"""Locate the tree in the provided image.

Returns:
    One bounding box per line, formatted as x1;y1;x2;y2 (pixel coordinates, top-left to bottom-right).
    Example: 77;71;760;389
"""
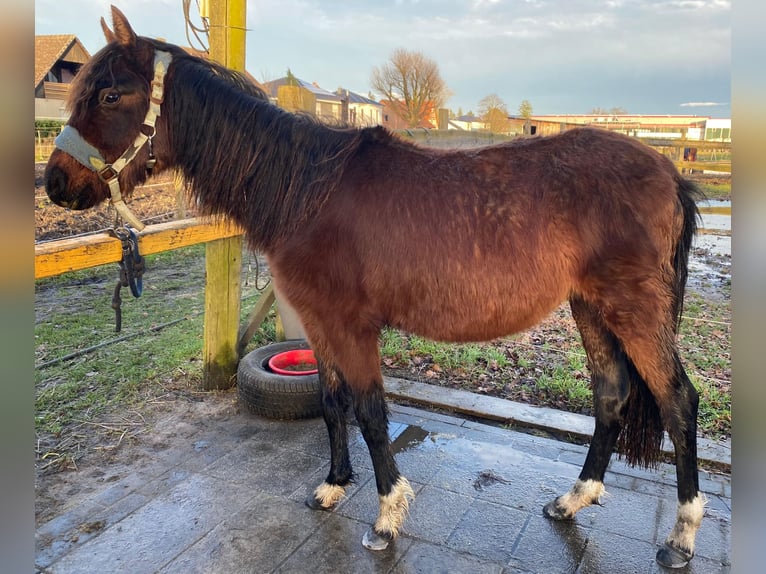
478;94;510;134
371;48;450;128
518;99;533;119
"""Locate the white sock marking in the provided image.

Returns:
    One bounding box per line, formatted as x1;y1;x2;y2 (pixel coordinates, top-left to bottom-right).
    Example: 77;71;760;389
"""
374;476;415;538
313;482;346;508
665;494;707;555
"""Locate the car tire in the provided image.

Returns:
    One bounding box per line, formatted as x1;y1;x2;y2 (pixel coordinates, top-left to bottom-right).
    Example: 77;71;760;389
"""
237;340;322;420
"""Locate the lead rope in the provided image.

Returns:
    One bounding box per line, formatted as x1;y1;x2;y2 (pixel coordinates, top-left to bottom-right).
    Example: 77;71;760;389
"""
109;225;145;332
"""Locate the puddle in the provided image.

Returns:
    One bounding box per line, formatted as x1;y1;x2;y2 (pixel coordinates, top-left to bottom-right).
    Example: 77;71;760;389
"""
693;235;731;258
390;424;430;454
694;200;731;264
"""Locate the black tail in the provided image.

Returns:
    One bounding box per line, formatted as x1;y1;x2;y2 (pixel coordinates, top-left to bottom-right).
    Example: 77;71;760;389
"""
672;177;704;330
618;359;665;468
617;176;703;468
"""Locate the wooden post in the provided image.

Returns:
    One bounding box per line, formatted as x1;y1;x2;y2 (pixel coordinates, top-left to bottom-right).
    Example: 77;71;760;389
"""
203;0;247;389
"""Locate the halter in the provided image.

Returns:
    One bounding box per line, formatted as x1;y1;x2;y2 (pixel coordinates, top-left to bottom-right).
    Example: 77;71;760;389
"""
54;50;173;231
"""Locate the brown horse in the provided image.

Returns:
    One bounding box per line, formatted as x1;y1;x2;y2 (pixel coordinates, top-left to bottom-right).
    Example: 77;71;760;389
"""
45;6;705;568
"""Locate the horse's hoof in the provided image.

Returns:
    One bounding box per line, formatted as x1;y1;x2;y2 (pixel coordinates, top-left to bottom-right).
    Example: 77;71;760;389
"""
362;527;393;551
305;494;333;511
543;500;573;521
656;543;693;569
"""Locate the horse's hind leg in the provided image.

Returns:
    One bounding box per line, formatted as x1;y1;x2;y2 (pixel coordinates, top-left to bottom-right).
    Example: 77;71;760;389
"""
653;353;703;569
596;292;703;568
306;361;354;510
544;296;630;520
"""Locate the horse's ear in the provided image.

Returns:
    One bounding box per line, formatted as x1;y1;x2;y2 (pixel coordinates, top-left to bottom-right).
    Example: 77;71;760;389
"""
110;5;137;47
100;17;116;44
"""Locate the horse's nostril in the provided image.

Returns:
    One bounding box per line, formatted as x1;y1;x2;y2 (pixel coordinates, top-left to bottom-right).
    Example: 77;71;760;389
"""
45;167;69;206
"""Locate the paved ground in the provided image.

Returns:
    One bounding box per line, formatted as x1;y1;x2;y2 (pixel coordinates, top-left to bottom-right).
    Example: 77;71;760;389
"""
35;393;731;573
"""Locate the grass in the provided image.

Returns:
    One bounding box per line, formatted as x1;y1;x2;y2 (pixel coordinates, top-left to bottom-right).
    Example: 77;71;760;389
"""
529;352;592;413
697;180;731;200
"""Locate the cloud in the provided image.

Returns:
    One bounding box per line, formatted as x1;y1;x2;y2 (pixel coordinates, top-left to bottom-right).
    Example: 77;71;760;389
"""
680;102;729;107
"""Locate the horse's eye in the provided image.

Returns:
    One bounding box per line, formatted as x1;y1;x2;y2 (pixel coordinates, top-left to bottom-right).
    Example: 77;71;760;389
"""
100;90;121;105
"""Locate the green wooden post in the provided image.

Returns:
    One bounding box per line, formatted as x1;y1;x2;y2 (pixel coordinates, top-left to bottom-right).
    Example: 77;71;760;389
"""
202;0;246;389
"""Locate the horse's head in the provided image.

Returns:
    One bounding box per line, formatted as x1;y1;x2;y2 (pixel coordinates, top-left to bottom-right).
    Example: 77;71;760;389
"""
44;6;170;229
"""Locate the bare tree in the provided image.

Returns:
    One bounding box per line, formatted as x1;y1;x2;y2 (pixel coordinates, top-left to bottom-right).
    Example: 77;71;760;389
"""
478;93;510;134
371;49;449;128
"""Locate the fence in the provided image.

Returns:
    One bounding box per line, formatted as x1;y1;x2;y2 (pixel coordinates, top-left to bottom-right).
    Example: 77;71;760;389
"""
34;216;278;389
35;132;59;161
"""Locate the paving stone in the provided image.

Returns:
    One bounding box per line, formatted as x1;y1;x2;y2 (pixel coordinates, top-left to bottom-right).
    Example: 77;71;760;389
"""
274;513;412;573
392;539;507;573
45;474;256;574
159;492;328;573
577;529;657;574
446;499;528;563
36;399;730;573
401;485;473;544
511;514;590;574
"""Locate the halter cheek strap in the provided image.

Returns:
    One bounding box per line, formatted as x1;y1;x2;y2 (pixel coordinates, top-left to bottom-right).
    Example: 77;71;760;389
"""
54;50;172;231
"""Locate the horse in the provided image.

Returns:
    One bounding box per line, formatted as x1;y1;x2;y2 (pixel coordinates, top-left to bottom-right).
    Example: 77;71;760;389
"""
45;6;706;568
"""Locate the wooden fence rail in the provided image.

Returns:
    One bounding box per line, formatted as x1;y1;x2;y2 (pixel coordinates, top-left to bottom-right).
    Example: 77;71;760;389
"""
34;218;242;279
35;216;278;386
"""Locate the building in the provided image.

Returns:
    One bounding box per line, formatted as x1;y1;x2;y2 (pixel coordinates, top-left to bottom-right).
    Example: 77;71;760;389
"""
527;114;731;142
449;114;487;131
35;35;91;119
335;89;383;127
262;76;344;122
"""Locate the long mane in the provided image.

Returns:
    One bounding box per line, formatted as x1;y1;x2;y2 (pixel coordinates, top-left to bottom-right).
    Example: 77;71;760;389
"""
154;42;366;250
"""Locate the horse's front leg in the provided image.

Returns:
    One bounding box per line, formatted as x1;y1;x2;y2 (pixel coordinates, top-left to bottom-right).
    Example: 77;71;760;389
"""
306;362;354;510
354;384;414;550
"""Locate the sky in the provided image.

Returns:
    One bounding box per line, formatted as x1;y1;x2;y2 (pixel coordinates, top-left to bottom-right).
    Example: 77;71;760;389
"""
35;0;731;118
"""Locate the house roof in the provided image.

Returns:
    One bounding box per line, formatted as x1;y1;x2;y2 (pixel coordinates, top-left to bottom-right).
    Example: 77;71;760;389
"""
454;114;482;123
336;89;382;107
262;76;342;102
35;35;91;88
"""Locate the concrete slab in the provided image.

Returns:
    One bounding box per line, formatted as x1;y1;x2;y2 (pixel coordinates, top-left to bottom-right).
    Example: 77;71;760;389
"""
36;398;731;573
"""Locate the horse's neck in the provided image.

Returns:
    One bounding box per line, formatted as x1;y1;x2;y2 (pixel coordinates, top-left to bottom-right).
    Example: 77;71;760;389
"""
166;63;360;249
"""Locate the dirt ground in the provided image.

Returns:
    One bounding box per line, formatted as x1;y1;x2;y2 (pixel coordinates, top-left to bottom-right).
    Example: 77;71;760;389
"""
35;164;194;242
34;165;732;527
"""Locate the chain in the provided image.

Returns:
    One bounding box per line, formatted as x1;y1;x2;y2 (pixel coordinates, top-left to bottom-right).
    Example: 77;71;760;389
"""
109;226;145;332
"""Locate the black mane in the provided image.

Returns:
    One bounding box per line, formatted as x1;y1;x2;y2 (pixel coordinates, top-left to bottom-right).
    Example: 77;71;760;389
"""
157;44;365;250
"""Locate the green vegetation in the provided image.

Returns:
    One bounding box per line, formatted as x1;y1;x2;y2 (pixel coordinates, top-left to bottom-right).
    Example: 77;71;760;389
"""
697;180;731;200
35;119;65;137
35;120;65;160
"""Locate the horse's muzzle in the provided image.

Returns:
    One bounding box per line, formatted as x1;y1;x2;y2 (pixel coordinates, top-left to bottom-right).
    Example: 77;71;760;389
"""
44;163;98;210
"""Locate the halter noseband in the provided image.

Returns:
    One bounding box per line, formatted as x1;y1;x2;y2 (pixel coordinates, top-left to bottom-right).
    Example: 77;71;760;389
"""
54;50;172;231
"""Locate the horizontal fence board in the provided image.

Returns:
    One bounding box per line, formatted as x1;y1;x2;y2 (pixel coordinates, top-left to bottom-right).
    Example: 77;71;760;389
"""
674;160;731;173
35;217;243;279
